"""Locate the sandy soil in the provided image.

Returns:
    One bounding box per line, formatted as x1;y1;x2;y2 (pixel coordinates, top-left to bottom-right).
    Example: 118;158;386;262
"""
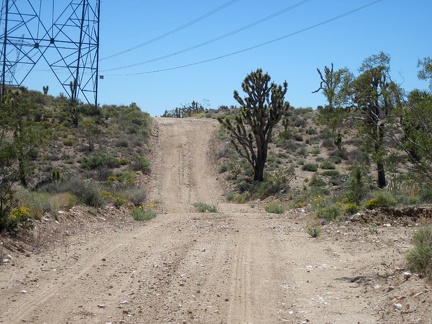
1;117;431;324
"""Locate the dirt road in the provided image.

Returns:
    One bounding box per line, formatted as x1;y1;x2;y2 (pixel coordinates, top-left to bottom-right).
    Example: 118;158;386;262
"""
1;118;430;323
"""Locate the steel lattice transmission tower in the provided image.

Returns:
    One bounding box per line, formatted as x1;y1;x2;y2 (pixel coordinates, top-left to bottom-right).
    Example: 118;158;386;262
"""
0;0;101;107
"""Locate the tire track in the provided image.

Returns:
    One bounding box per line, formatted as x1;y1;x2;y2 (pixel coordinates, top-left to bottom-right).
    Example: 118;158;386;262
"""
227;214;288;324
150;118;221;212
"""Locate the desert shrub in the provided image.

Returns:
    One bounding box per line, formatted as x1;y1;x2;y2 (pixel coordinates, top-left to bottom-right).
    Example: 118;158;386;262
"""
321;170;340;177
118;158;128;166
306;127;317;135
294;133;303;142
419;188;432;203
276;139;299;151
81;154;120;169
329;148;348;163
0;206;30;231
316;206;341;221
321;138;335;149
311;147;321;155
219;163;229;173
328;176;344;186
278;130;292;140
364;191;398;209
405;195;420;205
244;170;293;199
113;195;128;207
115;139;129;148
225;192;248;203
268;167;294;190
63;137;76;146
39;176;106;208
122;188;146;206
264;202;285;214
130;156;150;173
78;181;106;207
100;191;128;207
307;225;321;238
320;161;336;170
130;206;156;221
342;203;360;215
302;163;318;172
15;189;54;219
406;226;432;280
225;191;235;201
297;147;308;157
106;169;136;186
50;192;77;210
193;202;218;213
293;117;306;127
364;199;380;210
237;178;252;193
309;175;326;187
345;167;368;204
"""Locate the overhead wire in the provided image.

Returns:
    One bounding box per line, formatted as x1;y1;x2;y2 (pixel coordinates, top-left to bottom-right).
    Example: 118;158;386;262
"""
100;0;240;61
105;0;383;77
102;0;312;72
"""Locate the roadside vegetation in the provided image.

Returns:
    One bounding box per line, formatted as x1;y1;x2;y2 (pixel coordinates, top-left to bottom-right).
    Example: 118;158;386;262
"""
214;53;432;224
0;87;152;232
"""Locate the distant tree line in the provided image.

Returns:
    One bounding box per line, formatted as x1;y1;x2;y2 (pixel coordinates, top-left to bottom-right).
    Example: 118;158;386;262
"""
162;101;206;118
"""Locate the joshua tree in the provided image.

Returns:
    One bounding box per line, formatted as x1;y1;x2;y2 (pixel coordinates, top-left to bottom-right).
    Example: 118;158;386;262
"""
218;69;290;181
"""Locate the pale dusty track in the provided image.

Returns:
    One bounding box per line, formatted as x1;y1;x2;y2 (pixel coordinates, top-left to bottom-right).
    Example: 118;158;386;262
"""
1;117;428;324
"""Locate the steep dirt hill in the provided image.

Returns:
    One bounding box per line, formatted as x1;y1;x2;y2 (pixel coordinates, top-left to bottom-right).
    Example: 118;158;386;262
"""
0;118;431;324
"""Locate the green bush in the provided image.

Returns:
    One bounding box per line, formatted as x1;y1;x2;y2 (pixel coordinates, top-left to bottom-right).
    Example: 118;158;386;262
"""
130;156;150;173
81;154;120;170
307;225;321;238
193;202;218;213
311;147;321;155
39;176;106;208
237;179;252;193
364;191;398;209
219;163;229;173
264;202;285;214
302;163;318;172
297;147;308;157
342;203;360;215
106;169;136;186
309;175;326;187
321;170;340;177
79;182;106;207
316;206;341;221
115;139;129;148
407;227;432;280
294;133;303;142
15;190;53;219
63;137;76;146
130;206;156;221
122;188;146;206
419;188;432;203
364;199;380;210
320;161;336;170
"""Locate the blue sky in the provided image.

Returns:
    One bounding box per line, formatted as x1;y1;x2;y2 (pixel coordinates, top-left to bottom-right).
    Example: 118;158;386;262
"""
15;0;432;116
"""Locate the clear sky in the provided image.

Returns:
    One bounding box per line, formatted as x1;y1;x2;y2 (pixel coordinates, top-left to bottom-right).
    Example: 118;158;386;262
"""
15;0;432;116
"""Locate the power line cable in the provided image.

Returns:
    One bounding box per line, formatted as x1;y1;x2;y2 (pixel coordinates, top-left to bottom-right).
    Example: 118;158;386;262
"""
101;0;240;61
105;0;383;77
102;0;311;72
